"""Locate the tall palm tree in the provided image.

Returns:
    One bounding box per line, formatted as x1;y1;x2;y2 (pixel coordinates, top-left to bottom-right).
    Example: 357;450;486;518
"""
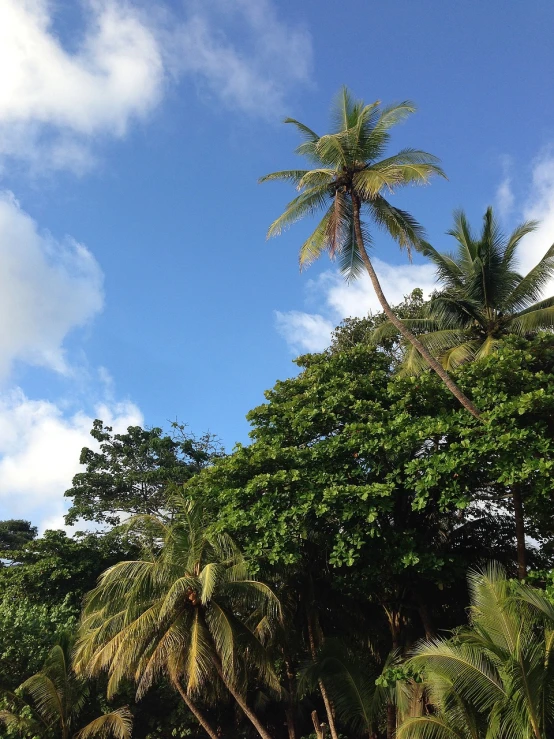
375;207;554;374
398;564;554;739
0;638;132;739
74;497;281;739
260;87;481;419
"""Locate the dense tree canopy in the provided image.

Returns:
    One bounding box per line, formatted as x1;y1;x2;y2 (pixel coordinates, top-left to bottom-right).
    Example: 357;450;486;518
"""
65;421;222;526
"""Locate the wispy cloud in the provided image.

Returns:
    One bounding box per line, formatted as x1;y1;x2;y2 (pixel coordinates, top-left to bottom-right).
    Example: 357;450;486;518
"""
0;192;104;379
0;0;313;173
276;260;437;354
495;156;515;220
171;0;312;118
520;151;554;294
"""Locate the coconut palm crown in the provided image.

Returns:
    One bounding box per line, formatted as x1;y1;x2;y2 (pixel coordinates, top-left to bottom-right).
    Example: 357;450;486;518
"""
376;207;554;373
261;87;482;419
0;637;132;739
74;497;281;739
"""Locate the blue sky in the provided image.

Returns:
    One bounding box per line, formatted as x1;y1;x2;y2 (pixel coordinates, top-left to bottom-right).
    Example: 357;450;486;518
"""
1;0;554;531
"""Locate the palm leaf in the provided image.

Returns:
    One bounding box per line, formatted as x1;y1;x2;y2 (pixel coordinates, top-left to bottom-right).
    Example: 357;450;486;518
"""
266;186;331;238
76;708;133;739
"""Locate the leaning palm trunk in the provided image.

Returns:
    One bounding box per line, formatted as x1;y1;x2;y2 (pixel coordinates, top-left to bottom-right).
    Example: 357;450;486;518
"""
173;680;220;739
212;657;273;739
351;195;481;419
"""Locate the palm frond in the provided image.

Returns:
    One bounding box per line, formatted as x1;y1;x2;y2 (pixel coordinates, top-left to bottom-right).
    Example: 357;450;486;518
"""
368;195;426;253
283;117;319;142
19;674;64;728
397;714;467;739
258;170;312;186
76;708;133;739
504;243;554;311
501;220;539;270
266;186;331;238
510;306;554;335
298;205;334;269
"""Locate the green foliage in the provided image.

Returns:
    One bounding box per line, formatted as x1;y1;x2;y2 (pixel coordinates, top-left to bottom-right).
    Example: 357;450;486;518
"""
0;521;37;556
65;421;222;526
0;529;140;608
0;595;78;688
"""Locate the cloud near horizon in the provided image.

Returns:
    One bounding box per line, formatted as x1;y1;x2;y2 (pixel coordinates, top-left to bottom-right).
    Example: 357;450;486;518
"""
0;389;142;533
276;260;437;354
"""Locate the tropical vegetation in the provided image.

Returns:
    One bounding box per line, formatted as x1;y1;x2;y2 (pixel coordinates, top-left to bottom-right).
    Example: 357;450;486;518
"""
2;87;554;739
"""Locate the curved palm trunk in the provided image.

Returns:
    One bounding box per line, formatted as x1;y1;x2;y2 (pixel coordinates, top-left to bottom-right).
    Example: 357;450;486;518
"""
306;610;340;739
173;680;220;739
212;659;274;739
512;484;527;580
351;195;482;420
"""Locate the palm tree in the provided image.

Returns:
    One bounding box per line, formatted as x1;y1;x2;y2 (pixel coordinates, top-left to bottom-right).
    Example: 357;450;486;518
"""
74;497;281;739
375;207;554;374
398;564;554;739
0;638;132;739
260;87;481;419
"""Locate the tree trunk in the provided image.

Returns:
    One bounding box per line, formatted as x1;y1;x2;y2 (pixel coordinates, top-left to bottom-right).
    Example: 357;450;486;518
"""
512;484;527;580
285;707;297;739
306;611;340;739
284;658;297;739
350;194;482;421
311;710;326;739
416;598;435;640
213;659;273;739
173;680;221;739
386;703;396;739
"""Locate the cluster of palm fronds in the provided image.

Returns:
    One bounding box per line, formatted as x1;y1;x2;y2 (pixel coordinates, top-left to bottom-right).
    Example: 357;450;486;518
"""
373;209;554;375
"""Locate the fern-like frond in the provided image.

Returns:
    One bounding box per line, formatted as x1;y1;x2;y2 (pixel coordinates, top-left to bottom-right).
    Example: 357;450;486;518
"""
266;187;331;238
76;708;133;739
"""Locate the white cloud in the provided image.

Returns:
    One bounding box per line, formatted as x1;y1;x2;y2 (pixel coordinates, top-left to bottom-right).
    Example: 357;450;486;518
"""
0;388;142;533
496;177;515;220
276;259;437;354
275;311;334;354
520;152;554;296
171;0;312;117
0;0;313;172
0;0;164;172
0;191;104;379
